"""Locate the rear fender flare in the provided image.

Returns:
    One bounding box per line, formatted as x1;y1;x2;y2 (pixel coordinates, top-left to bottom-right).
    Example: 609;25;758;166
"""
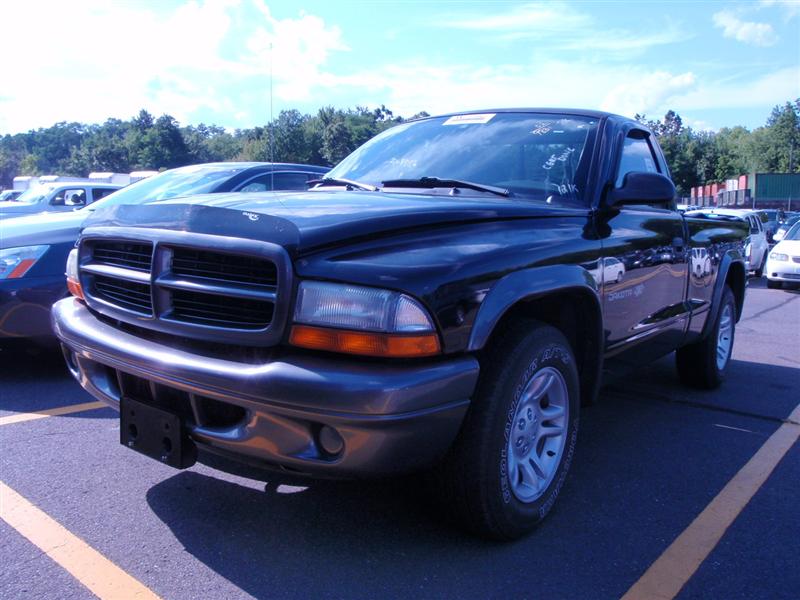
702;250;746;340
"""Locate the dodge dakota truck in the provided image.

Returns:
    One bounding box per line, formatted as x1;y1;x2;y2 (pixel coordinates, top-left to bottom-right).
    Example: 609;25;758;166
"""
52;109;747;540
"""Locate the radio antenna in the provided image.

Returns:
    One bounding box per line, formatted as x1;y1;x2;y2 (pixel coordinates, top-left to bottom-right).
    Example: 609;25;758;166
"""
269;41;275;191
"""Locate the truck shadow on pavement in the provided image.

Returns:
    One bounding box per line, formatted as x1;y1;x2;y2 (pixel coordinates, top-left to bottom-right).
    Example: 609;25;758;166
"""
0;340;114;416
143;356;799;599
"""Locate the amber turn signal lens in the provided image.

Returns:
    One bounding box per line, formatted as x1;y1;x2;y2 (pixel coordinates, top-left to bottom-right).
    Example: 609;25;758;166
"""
67;277;84;300
289;325;441;358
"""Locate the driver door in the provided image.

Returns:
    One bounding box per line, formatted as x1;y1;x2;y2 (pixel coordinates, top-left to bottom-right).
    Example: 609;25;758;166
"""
600;129;689;368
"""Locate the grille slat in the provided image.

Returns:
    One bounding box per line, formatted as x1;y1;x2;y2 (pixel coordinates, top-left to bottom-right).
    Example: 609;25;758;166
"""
93;275;152;315
91;242;153;272
170;289;273;329
172;248;277;287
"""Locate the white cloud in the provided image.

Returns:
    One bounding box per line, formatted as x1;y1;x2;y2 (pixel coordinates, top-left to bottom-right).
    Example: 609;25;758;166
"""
601;72;698;116
441;2;689;55
760;0;800;19
445;2;591;32
0;0;347;132
317;61;699;122
712;9;778;46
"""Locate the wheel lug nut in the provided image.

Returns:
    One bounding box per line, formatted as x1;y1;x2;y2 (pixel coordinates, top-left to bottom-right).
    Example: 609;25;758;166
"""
526;408;533;420
518;418;525;431
522;443;529;453
516;437;523;447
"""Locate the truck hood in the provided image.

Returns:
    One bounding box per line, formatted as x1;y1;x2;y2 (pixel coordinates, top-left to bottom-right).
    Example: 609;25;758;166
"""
83;190;584;255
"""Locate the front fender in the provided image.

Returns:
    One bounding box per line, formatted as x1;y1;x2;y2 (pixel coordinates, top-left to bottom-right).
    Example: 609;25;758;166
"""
467;264;601;351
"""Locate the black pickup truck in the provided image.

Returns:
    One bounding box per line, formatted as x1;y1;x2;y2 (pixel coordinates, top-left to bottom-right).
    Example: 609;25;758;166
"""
52;109;747;539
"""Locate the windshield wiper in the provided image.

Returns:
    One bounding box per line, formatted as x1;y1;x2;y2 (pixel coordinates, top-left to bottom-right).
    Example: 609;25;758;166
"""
381;177;510;197
309;177;378;192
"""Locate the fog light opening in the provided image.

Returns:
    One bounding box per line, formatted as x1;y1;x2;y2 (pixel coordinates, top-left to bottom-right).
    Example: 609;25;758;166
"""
61;346;80;378
318;425;344;457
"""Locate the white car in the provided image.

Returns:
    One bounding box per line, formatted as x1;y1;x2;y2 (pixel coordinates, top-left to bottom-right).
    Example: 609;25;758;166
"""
686;208;770;277
690;247;712;278
765;222;800;289
588;256;626;285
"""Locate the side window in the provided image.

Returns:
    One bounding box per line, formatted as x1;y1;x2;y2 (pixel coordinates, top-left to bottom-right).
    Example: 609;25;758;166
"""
92;188;116;201
236;172;312;192
747;217;759;235
51;188;86;206
615;132;659;188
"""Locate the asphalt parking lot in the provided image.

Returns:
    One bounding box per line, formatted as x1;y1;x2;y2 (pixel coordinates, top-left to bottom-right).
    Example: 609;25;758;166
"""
1;277;798;600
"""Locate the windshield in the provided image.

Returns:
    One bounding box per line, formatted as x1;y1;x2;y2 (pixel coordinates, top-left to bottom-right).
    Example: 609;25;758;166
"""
85;165;249;211
11;185;50;205
785;222;800;241
325;112;599;204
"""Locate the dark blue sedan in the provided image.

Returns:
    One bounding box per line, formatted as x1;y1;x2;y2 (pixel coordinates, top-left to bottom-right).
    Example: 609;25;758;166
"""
0;162;328;339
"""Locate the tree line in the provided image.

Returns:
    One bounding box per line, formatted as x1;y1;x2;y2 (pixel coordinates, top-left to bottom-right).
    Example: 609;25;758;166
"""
1;100;797;195
636;99;799;195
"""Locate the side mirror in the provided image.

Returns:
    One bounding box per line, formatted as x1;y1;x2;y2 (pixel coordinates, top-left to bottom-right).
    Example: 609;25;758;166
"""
608;172;676;207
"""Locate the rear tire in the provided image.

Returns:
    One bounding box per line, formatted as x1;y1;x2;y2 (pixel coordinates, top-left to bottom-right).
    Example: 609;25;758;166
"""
767;279;782;289
754;254;765;278
676;286;736;389
435;320;580;540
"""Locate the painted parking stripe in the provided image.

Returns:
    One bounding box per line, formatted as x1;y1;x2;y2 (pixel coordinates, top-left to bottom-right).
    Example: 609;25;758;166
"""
622;402;800;600
0;401;106;426
0;480;161;600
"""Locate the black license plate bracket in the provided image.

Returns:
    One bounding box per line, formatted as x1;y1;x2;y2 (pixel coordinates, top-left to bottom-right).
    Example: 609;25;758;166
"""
120;396;197;469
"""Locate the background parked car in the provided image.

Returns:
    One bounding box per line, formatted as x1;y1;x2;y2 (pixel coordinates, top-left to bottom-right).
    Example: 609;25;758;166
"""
0;182;123;219
0;189;23;202
765;221;800;289
772;214;800;243
686;208;769;276
0;162;328;340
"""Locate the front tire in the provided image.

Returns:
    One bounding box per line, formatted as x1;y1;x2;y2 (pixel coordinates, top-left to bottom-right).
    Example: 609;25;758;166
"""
436;321;580;540
676;285;736;389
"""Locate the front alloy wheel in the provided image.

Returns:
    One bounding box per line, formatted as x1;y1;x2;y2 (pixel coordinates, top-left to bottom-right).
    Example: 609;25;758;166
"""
436;320;580;540
506;367;569;503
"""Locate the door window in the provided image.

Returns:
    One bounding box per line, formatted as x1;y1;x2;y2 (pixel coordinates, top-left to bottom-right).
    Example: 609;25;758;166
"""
51;188;87;206
237;172;313;192
615;133;659;188
92;188;117;201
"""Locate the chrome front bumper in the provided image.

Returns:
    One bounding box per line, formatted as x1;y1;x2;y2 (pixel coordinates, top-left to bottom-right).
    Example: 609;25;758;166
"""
52;298;479;476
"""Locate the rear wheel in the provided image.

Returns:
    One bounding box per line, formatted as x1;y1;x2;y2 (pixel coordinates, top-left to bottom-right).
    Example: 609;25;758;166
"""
754;253;766;278
676;285;736;389
435;321;579;540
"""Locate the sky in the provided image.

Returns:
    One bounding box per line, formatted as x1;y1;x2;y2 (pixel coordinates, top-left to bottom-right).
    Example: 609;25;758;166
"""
1;0;798;134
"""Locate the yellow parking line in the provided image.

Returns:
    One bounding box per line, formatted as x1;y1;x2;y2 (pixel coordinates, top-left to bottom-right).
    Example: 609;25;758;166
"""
0;480;161;599
0;401;107;426
622;402;800;600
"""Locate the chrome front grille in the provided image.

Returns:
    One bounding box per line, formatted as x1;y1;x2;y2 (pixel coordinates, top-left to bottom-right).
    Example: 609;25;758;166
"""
171;247;277;287
93;274;153;315
90;241;153;272
169;288;274;329
79;229;291;346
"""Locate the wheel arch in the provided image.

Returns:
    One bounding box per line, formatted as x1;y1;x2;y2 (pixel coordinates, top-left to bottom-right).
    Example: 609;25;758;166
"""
468;266;604;406
701;251;746;341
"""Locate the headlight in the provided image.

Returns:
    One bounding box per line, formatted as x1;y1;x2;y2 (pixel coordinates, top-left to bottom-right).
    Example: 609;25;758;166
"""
769;252;788;262
64;248;84;299
0;245;49;279
290;281;440;357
